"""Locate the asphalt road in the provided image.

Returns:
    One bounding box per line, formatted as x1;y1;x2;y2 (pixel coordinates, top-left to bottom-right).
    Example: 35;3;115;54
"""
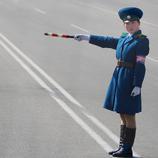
0;0;158;158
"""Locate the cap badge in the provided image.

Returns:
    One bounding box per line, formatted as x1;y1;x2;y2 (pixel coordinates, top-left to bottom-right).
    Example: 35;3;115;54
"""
127;15;131;19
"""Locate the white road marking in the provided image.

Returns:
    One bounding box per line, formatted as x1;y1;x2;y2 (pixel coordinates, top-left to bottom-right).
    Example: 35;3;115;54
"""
83;111;119;143
71;24;90;33
147;56;158;63
142;20;158;28
34;7;46;15
0;40;53;94
53;95;113;153
0;38;113;153
0;33;83;108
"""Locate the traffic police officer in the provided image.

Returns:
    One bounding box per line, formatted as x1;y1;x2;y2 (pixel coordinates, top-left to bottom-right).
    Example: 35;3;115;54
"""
74;7;149;157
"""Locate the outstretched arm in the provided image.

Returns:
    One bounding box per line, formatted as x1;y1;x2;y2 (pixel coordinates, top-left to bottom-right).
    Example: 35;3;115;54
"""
74;34;119;50
74;34;90;41
89;35;119;49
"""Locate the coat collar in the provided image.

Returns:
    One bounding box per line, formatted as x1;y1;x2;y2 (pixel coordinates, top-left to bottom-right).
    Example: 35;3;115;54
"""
124;30;142;44
132;30;142;38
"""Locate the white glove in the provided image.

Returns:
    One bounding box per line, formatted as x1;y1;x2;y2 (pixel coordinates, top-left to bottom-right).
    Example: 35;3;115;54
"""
131;87;141;97
74;34;90;42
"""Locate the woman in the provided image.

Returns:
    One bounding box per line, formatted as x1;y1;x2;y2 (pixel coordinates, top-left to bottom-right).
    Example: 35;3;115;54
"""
74;7;149;157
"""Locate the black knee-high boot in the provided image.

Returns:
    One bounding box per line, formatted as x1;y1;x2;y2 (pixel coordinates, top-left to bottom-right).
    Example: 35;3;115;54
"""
108;125;126;155
112;127;136;157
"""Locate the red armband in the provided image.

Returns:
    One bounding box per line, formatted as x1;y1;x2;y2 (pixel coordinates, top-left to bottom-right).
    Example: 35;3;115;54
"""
136;56;146;64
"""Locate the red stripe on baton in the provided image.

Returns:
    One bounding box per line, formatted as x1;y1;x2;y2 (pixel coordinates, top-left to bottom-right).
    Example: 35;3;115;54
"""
61;35;74;38
52;33;59;37
44;33;74;38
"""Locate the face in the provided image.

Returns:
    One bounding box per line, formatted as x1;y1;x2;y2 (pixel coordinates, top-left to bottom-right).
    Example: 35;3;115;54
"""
124;20;140;34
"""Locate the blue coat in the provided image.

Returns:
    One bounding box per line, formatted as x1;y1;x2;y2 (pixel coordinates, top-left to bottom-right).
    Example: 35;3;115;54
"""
89;30;149;115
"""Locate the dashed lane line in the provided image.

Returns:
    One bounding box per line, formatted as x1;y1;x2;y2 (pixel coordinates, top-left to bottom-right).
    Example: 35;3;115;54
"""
34;7;46;15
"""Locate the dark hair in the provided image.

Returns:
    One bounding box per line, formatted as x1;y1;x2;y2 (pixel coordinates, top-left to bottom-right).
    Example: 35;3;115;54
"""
137;19;140;23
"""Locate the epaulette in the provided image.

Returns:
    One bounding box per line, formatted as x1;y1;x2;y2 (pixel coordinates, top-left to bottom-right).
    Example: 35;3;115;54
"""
134;34;147;39
121;32;128;38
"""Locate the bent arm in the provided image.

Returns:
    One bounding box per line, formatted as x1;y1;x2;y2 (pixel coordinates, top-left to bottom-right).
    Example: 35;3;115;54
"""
133;38;150;87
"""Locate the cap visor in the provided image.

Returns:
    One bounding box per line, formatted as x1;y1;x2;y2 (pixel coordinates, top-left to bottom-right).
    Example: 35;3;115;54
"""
124;20;130;23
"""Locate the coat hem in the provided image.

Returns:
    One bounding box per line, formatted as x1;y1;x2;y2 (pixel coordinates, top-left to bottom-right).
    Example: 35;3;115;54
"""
103;105;141;115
